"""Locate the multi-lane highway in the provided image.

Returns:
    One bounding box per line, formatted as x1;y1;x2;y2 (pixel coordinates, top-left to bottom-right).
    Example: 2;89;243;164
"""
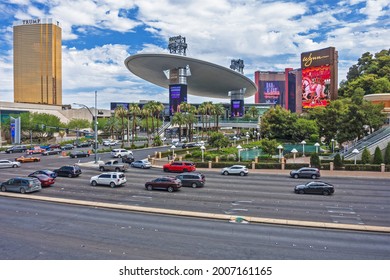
1;147;389;259
1;197;389;260
1;147;389;227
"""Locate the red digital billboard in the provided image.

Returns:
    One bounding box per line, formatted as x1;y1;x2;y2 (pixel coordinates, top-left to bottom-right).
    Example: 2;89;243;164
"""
302;65;331;108
301;47;338;109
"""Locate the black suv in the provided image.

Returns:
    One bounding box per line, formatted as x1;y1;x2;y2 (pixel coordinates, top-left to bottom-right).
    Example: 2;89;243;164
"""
175;172;205;188
290;167;320;179
53;165;82;178
122;155;135;164
5;145;27;153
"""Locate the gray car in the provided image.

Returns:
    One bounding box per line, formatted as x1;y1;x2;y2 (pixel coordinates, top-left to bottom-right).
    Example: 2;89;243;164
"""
1;177;42;194
131;160;152;169
0;159;21;168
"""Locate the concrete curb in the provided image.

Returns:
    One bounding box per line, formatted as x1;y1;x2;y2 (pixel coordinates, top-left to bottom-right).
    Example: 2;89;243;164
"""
1;192;389;233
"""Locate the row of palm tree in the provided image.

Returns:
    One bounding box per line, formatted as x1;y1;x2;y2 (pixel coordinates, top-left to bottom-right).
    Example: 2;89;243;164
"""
106;100;255;146
113;101;165;147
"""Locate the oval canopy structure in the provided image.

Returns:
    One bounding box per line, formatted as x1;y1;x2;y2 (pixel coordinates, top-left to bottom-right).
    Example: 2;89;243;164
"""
124;53;257;99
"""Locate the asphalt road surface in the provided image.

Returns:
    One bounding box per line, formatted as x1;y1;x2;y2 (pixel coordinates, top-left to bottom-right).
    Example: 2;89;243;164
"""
1;148;389;228
1;197;389;260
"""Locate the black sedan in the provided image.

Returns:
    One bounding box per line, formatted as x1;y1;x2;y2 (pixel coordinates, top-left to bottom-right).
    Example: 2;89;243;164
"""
69;151;90;158
61;144;74;150
42;148;62;155
294;181;334;195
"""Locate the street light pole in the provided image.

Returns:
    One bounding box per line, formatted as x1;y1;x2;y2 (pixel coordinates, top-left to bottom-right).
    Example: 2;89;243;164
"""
200;145;205;162
94;91;98;164
301;140;306;157
73;91;98;164
314;142;320;153
331;139;335;153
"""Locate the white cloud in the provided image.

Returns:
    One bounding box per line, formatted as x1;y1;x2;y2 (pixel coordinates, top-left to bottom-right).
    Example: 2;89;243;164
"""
1;0;389;107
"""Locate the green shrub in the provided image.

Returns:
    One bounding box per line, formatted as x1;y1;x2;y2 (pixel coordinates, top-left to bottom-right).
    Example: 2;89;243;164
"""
384;143;390;165
361;147;371;164
373;146;383;164
310;153;320;168
333;153;343;169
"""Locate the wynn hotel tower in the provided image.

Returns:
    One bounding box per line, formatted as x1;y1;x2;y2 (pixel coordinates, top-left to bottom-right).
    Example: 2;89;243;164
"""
13;18;62;105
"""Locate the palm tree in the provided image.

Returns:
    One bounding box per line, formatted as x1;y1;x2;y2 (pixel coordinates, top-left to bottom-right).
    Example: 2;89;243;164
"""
153;101;165;136
197;104;207;139
141;107;152;146
248;106;259;119
213;103;225;132
104;117;119;139
114;106;127;147
171;112;186;142
128;103;141;146
202;101;214;132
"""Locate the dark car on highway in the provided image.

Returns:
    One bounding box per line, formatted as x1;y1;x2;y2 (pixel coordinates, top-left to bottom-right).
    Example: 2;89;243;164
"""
5;145;27;153
290;167;320;179
0;177;42;194
42;148;62;155
145;177;182;192
175;172;205;188
121;155;135;164
29;169;57;179
76;142;91;148
69;151;90;158
53;165;82;178
28;173;55;187
294;181;334;195
61;144;74;150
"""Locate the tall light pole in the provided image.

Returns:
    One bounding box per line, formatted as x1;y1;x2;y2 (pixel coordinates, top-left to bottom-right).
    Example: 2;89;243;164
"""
314;142;320;153
73;90;98;164
277;145;283;163
237;145;242;162
352;149;359;164
301;140;306;157
200;145;205;162
171;145;176;159
291;148;298;163
331;138;335;153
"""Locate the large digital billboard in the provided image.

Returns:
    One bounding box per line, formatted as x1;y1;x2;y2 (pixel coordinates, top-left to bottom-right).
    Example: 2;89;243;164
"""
169;84;187;115
301;66;331;108
301;47;337;108
259;81;284;105
231;99;244;117
110;102;129;111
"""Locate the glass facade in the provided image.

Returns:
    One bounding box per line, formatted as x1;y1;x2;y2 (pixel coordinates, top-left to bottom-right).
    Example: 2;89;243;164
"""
13;19;62;105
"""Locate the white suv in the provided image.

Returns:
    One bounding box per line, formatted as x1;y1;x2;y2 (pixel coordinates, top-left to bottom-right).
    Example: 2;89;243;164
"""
111;149;133;158
90;172;127;188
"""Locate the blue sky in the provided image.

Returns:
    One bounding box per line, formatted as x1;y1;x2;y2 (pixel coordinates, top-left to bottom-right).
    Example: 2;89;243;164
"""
0;0;389;109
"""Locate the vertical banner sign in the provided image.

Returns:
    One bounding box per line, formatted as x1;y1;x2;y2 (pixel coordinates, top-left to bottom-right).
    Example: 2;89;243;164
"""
10;117;21;144
231;100;244;117
169;84;187;116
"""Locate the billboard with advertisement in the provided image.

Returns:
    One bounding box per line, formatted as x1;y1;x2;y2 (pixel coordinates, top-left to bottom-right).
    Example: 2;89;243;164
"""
110;102;129;111
231;99;244;117
169;84;187;115
258;81;284;105
301;47;337;108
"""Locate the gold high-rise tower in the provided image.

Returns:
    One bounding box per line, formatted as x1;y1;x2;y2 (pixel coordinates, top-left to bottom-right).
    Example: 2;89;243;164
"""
13;18;62;105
